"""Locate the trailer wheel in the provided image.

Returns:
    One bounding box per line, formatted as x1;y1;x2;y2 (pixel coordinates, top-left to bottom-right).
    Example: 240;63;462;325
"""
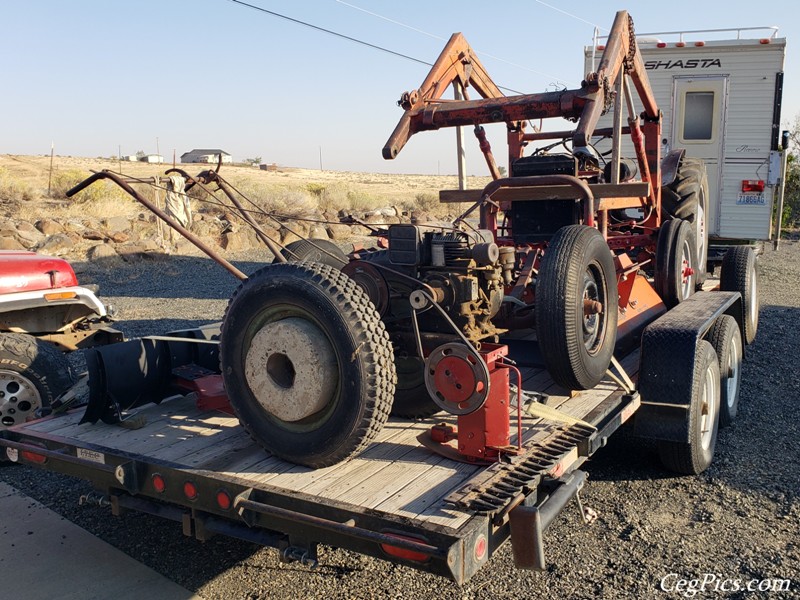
273;238;348;269
0;333;75;430
662;156;709;287
220;262;396;468
707;315;742;427
720;246;759;344
654;219;697;308
390;355;440;419
535;225;618;390
657;341;720;475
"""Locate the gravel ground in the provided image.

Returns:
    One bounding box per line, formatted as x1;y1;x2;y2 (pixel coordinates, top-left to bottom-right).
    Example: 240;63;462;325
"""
2;241;799;599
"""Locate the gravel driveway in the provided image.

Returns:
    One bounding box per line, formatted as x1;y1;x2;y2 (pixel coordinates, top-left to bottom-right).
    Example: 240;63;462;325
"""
2;241;798;599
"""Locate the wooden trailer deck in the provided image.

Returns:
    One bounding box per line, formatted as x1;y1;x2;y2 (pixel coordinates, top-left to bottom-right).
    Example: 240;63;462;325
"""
19;348;640;532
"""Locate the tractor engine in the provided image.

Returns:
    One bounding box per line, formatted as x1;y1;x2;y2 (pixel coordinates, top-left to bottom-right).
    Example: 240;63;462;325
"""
345;224;505;344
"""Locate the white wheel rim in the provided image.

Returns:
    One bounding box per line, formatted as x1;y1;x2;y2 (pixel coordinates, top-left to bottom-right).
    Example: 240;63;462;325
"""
699;361;719;451
0;370;42;428
696;203;707;274
726;333;742;409
748;270;758;327
680;238;694;299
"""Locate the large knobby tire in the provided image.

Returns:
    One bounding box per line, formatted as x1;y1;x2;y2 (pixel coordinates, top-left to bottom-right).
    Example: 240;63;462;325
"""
654;219;697;308
535;225;618;390
706;315;742;428
390;355;440;419
273;238;347;269
658;340;721;475
720;246;759;344
220;262;396;468
0;333;75;430
662;156;709;286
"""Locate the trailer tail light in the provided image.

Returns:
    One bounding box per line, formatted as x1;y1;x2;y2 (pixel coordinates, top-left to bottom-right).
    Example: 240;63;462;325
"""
596;45;605;50
474;534;488;561
151;473;166;494
742;180;765;193
380;533;431;563
183;481;199;501
760;39;771;44
675;42;686;48
216;489;232;511
21;449;47;464
694;41;705;47
44;291;77;301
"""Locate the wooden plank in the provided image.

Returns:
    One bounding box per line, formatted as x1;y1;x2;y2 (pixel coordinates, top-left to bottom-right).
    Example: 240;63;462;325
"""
439;182;650;203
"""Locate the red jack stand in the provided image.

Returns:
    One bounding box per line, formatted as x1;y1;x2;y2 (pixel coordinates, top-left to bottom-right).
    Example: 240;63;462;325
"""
422;343;523;463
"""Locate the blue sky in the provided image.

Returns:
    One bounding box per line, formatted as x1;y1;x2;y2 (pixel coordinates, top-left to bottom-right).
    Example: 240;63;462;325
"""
2;0;796;174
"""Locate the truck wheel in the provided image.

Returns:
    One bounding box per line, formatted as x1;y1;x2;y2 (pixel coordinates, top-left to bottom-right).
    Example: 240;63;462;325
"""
0;333;75;429
535;225;618;390
273;239;347;269
390;356;440;419
720;246;759;344
707;315;742;427
654;219;697;308
220;262;396;468
657;341;720;475
662;156;709;287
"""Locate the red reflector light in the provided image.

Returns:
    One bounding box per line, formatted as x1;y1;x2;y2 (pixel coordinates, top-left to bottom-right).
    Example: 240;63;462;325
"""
656;42;667;48
760;39;771;44
21;450;47;464
694;41;705;47
380;533;431;563
596;45;605;50
742;180;765;193
183;481;199;501
474;534;487;561
675;42;686;48
216;490;232;510
151;474;166;494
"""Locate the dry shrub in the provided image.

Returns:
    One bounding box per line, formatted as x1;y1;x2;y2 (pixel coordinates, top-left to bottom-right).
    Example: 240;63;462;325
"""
234;182;317;219
0;167;36;203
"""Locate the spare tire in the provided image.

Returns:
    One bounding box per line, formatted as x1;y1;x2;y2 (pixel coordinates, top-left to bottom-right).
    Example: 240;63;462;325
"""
220;262;396;468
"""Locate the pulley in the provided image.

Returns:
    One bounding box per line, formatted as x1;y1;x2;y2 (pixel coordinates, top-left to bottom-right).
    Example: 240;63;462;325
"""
424;343;490;415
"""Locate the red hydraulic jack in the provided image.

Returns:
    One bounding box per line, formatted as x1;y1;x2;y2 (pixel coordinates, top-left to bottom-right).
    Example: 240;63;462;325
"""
424;343;524;463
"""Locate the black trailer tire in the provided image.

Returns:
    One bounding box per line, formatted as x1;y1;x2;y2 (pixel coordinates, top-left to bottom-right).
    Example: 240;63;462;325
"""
662;156;709;286
657;340;721;475
654;219;697;308
220;262;396;468
535;225;618;390
273;238;348;269
720;246;759;344
390;355;440;419
0;333;74;430
707;315;742;427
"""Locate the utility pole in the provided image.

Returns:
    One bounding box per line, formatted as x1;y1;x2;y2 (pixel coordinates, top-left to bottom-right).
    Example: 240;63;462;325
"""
156;137;160;161
319;146;323;171
47;141;54;196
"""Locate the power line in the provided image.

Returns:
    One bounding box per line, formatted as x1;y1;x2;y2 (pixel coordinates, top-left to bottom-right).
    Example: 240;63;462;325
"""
533;0;608;32
335;0;573;86
226;0;432;66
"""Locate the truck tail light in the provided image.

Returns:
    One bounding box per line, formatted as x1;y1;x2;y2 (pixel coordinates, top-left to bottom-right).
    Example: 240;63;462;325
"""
216;489;232;510
183;481;199;501
151;473;166;494
742;180;765;193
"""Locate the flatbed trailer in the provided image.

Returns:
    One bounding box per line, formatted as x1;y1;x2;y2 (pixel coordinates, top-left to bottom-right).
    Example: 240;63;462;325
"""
0;283;748;583
1;330;641;583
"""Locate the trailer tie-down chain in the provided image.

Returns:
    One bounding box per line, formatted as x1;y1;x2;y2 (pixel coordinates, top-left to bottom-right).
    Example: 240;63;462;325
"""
444;422;595;516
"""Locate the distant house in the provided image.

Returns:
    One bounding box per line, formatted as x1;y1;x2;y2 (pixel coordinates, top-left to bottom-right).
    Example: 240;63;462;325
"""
140;154;164;163
180;149;233;164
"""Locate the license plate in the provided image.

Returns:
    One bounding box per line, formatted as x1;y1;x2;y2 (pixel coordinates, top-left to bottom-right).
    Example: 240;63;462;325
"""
77;448;105;464
736;192;765;205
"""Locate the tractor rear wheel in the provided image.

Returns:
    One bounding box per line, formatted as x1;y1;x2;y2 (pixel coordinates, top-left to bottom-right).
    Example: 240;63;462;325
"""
720;246;759;344
220;262;396;468
662;156;709;287
535;225;618;391
273;238;348;269
655;219;697;308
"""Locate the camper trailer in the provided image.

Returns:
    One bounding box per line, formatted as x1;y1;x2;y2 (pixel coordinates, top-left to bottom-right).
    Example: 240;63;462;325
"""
586;27;786;254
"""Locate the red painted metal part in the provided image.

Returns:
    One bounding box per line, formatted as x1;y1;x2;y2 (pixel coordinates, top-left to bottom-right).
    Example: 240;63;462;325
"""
174;373;234;416
0;251;79;294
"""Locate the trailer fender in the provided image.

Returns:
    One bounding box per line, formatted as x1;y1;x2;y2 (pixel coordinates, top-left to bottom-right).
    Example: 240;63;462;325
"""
635;291;742;442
